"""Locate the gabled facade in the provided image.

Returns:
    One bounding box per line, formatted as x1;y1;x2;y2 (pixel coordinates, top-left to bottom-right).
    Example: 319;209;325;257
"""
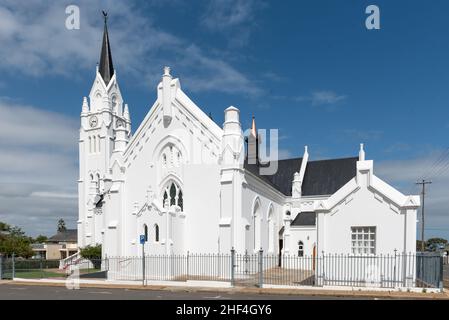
78;20;420;260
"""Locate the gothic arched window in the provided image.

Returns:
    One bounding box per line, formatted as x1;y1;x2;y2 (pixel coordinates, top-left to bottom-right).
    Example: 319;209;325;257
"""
178;190;183;211
298;241;304;257
163;182;184;212
144;224;148;242
154;224;159;242
170;183;177;206
163;191;168;206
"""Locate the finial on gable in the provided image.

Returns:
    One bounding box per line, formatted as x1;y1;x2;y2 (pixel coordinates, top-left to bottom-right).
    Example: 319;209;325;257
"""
82;96;89;113
163;66;171;77
359;143;366;161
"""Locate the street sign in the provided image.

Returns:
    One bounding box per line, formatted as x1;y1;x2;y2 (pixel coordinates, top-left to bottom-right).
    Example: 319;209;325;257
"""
140;235;146;244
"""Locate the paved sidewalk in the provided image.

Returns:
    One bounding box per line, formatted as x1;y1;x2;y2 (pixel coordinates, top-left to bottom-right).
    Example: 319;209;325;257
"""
1;279;448;300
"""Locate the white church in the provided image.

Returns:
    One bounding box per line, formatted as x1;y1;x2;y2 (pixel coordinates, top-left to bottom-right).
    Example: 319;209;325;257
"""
77;17;421;262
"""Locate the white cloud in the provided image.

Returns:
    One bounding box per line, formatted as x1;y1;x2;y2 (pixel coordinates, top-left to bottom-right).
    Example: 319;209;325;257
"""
201;0;259;31
376;153;449;240
0;100;78;236
0;0;261;95
295;90;347;106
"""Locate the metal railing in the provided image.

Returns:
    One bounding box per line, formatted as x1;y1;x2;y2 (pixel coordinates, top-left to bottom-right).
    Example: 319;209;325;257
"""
1;251;443;290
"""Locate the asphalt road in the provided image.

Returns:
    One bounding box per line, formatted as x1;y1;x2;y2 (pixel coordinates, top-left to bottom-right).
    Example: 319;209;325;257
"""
0;284;367;300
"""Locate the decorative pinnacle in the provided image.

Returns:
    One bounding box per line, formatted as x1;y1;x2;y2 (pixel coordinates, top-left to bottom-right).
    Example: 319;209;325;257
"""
163;66;171;77
359;143;366;161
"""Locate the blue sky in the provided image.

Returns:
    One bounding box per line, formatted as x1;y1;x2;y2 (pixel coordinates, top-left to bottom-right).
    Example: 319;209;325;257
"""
0;0;448;239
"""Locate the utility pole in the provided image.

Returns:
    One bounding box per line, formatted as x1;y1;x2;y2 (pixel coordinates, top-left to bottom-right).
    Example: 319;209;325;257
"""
416;179;432;252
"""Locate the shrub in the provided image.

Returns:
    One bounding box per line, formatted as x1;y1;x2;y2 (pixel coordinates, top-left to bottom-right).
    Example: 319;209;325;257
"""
80;245;101;260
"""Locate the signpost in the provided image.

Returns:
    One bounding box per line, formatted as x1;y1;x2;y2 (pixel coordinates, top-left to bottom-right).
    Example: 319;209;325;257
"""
140;235;146;286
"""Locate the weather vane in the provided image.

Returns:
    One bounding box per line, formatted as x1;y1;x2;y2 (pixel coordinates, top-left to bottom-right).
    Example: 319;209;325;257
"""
102;10;108;23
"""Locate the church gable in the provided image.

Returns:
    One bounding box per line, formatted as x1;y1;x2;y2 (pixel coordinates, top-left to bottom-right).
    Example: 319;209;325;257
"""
123;68;222;170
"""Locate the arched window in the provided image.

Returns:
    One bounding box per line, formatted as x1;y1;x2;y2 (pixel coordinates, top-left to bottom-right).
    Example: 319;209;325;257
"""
154;224;159;242
253;199;261;251
267;206;274;253
98;135;101;152
93;136;97;153
170;183;177;206
144;224;148;242
163;153;167;165
298;241;304;257
178;190;183;211
162;182;184;212
89;136;92;153
163;191;168;207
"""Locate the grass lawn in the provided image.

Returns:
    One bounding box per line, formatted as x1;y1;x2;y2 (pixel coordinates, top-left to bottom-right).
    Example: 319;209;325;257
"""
79;268;101;274
14;270;66;279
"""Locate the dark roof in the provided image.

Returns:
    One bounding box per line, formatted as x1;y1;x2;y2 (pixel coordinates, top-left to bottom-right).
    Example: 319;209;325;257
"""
301;157;358;196
47;229;77;243
99;15;114;86
291;212;316;226
244;156;358;197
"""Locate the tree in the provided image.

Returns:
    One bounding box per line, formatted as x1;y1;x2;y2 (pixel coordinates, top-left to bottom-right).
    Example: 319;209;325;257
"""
0;222;33;258
426;238;448;251
0;222;11;232
416;240;426;251
80;245;102;269
34;235;48;243
57;219;67;232
80;245;102;259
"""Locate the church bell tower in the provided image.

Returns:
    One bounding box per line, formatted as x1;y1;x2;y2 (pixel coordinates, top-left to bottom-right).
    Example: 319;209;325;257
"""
78;12;131;248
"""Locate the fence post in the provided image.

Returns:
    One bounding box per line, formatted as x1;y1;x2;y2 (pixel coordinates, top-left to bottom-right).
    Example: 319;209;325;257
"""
393;249;397;287
40;257;43;279
142;244;145;286
187;251;189;279
12;253;15;279
439;255;444;292
258;248;263;288
231;248;235;287
0;254;3;280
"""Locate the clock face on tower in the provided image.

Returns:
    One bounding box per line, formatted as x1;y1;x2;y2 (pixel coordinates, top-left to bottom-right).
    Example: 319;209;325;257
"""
89;116;98;128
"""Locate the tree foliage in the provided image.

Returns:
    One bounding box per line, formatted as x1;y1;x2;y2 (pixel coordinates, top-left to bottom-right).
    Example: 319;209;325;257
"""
426;238;448;251
0;222;33;258
80;244;102;259
34;235;48;243
57;219;67;232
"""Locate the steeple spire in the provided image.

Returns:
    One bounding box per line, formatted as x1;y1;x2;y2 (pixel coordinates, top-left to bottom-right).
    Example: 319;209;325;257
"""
99;11;114;86
250;116;257;138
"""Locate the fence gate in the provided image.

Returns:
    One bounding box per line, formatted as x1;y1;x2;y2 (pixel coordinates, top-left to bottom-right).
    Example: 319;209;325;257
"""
416;253;443;288
232;250;261;287
0;257;14;280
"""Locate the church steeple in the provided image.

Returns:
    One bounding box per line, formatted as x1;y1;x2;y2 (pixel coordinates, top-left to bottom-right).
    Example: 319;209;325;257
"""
99;11;114;86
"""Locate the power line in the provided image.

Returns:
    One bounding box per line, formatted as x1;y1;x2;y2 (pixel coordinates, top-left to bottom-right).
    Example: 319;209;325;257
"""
416;179;432;251
422;148;449;180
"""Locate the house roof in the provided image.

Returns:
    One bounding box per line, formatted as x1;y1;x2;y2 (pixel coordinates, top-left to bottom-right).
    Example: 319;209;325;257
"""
291;212;316;226
244;156;358;197
47;229;77;243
